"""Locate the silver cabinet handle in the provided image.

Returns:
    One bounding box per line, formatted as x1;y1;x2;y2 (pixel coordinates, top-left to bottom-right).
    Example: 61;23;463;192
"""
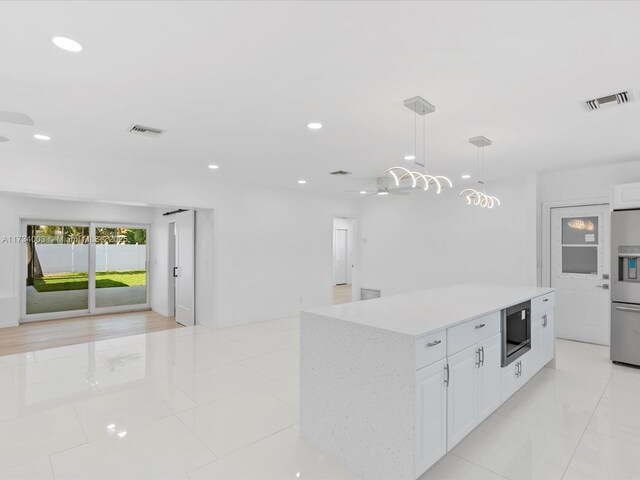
543;298;549;302
595;284;609;289
475;348;481;368
475;323;486;329
542;314;548;327
444;364;449;386
480;346;485;366
426;340;442;348
615;305;640;313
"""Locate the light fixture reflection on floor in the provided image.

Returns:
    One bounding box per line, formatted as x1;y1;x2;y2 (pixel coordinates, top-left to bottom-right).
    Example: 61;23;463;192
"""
460;136;501;208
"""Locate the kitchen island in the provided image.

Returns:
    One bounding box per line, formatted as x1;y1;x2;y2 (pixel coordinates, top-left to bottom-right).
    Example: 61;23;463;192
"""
300;284;555;480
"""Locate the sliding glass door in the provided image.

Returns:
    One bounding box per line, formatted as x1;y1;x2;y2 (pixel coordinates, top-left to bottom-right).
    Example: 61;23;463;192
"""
94;225;148;310
23;221;149;321
25;223;91;316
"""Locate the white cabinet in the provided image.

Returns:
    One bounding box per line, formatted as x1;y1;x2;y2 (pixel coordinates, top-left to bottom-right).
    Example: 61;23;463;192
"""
540;309;555;366
415;330;447;370
446;333;502;450
613;182;640;210
501;354;531;401
447;311;500;355
477;333;502;422
531;313;543;370
415;359;447;476
446;344;478;449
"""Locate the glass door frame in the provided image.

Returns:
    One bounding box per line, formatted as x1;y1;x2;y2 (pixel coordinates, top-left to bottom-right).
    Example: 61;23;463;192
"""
91;222;151;315
20;219;151;323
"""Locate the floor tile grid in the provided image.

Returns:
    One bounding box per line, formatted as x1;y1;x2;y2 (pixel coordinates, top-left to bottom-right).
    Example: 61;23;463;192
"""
558;373;611;480
0;319;301;478
179;416;298;478
446;451;510;479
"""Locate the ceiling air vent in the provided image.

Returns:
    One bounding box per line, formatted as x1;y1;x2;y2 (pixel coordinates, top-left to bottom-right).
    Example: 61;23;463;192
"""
585;90;632;111
129;124;164;137
330;170;352;176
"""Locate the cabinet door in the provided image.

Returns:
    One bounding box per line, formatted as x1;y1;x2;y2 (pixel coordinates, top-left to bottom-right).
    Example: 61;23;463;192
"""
477;333;502;421
447;344;479;450
501;361;518;401
541;310;555;365
531;315;542;371
415;359;447;477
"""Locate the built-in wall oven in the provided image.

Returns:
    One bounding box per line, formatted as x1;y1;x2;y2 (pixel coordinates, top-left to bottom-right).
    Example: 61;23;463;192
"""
502;300;531;366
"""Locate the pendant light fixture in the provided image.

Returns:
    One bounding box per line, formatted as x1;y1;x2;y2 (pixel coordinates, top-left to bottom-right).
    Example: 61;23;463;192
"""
378;97;452;194
460;136;500;208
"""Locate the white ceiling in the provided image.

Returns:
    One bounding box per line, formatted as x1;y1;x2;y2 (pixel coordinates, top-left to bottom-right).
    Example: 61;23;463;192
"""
1;1;640;198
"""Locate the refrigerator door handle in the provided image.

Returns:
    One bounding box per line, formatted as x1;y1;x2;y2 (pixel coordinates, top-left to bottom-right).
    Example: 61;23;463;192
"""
614;305;640;313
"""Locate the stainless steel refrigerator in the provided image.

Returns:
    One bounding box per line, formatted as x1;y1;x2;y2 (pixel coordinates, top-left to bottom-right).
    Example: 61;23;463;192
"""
611;209;640;366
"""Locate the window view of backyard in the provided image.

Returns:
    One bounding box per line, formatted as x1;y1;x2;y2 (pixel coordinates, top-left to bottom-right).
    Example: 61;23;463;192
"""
26;224;148;315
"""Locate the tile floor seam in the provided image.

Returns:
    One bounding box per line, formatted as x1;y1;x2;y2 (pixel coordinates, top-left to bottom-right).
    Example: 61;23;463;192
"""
48;454;56;480
559;372;612;480
231;343;299;361
172;410;221;460
184;424;297;478
176;387;298;459
212;423;297;460
448;452;509;480
175;384;265;412
172;364;275;407
69;401;91;444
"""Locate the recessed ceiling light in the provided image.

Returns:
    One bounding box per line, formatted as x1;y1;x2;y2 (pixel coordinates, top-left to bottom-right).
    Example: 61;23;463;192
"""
359;191;367;194
404;155;416;161
298;179;307;184
52;36;83;52
307;122;322;130
33;134;51;141
461;174;471;179
377;191;389;196
208;164;219;169
117;431;127;438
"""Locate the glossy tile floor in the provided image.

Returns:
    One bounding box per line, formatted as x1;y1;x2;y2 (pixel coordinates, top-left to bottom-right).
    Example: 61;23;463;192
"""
0;316;639;480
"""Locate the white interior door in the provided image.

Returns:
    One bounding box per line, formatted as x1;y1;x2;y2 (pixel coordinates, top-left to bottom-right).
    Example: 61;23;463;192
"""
334;228;348;285
551;204;610;345
174;210;195;326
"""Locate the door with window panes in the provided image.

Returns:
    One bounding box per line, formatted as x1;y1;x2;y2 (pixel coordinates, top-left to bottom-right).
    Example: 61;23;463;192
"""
550;205;610;345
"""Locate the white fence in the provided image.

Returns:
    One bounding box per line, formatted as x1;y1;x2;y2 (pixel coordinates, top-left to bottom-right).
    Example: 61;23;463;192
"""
35;244;147;274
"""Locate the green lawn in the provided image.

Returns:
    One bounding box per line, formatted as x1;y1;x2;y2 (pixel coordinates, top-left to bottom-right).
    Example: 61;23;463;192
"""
33;270;146;293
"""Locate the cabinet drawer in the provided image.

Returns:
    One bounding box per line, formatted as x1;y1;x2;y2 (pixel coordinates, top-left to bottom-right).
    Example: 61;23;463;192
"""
415;330;447;370
532;292;555;315
447;311;500;355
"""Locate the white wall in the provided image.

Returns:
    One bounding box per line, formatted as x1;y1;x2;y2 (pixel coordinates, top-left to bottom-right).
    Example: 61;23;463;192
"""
211;189;357;327
0;173;358;329
0;192;155;328
537;159;640;284
358;175;538;298
539;160;640;204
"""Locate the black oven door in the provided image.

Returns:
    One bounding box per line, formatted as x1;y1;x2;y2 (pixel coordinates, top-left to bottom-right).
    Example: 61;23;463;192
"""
502;301;531;366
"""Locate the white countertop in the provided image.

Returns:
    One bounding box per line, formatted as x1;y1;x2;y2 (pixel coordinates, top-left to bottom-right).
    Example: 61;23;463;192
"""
304;283;554;337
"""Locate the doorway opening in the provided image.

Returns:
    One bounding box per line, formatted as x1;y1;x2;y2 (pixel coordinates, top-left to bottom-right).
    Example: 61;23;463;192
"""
332;217;355;305
163;209;195;327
